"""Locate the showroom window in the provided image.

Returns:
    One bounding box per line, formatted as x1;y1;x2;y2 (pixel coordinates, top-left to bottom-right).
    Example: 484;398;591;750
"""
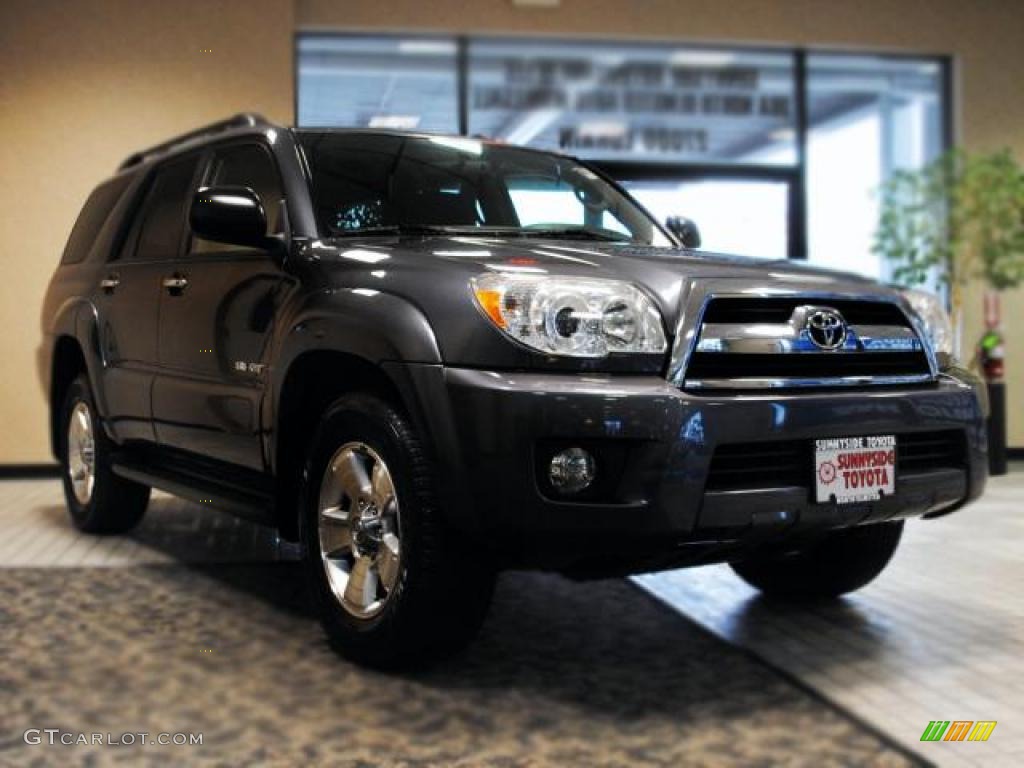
466;39;797;165
805;54;946;280
296;35;950;272
297;35;459;133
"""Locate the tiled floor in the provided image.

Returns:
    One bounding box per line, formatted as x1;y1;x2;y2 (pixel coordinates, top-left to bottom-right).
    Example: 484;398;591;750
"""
1;468;1020;766
637;466;1024;768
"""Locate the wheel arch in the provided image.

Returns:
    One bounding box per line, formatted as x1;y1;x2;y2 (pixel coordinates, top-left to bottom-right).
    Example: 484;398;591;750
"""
270;295;444;540
47;299;102;459
49;335;89;459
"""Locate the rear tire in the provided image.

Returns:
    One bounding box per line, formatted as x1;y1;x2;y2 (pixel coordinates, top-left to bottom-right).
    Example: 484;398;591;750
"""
301;392;495;669
59;375;149;534
730;521;904;599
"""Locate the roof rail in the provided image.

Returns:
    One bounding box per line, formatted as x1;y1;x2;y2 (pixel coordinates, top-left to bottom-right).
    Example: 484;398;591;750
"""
117;113;270;171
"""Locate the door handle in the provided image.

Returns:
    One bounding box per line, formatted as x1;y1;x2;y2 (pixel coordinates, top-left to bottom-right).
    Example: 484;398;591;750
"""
99;275;120;293
162;274;188;294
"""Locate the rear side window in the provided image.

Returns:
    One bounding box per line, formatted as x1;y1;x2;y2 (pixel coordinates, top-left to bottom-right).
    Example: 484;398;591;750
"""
125;154;201;261
61;175;132;264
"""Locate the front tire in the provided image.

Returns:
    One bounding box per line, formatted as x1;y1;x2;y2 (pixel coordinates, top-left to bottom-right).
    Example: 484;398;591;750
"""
301;393;495;668
59;375;150;533
730;521;904;599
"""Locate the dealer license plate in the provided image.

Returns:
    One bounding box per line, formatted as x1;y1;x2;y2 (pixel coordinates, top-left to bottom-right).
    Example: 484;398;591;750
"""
814;435;896;504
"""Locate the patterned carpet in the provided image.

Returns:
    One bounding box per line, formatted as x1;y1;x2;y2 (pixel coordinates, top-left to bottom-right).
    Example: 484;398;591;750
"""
0;563;919;767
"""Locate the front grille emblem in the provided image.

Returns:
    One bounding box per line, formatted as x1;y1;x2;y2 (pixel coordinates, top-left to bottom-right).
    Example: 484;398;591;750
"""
803;306;848;350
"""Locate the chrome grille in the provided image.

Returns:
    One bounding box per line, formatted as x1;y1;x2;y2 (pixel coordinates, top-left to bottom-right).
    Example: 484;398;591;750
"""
683;297;934;390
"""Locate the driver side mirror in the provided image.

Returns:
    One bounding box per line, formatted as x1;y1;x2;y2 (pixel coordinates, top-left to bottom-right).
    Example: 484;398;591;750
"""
665;216;701;249
190;186;269;249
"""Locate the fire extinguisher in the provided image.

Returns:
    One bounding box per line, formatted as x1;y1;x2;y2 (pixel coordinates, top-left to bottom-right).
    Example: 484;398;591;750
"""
979;292;1005;380
979;291;1007;475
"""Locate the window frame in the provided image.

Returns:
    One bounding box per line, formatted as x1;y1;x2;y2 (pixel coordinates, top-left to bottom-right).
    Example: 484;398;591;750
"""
183;138;288;259
116;151;206;264
62;175;135;265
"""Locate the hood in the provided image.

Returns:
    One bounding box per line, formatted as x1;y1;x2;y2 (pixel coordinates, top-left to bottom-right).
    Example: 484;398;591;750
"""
302;234;902;371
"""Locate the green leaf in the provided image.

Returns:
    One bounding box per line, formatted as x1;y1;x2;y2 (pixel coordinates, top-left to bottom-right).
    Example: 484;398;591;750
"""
874;147;1024;292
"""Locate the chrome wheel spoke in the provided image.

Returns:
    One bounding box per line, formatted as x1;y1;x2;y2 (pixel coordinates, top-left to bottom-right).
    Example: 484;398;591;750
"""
336;450;372;504
320;516;353;558
371;461;395;508
344;557;378;609
319;465;346;510
321;504;348;523
377;532;401;592
74;407;90;439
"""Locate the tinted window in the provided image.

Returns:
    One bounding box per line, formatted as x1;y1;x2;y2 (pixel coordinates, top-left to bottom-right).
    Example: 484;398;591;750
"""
128;155;200;261
62;175;132;264
194;143;283;254
298;132;670;246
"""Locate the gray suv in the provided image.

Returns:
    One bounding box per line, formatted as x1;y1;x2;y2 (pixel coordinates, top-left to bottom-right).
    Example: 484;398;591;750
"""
40;114;987;667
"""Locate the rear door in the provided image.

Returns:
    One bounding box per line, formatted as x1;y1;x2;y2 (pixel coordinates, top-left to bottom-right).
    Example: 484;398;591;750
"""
95;154;203;444
152;141;289;471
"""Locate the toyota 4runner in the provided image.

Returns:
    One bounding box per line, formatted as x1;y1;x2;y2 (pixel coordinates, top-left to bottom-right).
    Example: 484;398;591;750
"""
40;114;988;667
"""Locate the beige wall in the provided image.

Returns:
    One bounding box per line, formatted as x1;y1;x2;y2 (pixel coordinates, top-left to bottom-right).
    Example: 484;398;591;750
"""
1;0;1021;463
0;0;293;463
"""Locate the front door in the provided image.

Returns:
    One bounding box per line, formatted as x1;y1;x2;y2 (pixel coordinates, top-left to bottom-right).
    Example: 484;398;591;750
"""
96;153;203;444
152;141;289;471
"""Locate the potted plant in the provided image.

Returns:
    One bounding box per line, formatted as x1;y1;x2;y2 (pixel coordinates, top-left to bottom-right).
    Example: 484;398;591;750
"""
874;148;1024;473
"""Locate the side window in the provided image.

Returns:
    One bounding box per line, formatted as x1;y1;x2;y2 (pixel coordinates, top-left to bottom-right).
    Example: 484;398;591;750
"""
123;155;201;261
61;175;132;264
194;143;283;253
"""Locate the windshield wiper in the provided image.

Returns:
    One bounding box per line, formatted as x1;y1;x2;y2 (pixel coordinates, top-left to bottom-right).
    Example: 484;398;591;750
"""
328;224;462;237
517;227;631;242
328;224;632;242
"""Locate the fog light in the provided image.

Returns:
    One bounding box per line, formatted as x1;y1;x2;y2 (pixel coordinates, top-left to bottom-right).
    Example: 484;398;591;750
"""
549;447;596;494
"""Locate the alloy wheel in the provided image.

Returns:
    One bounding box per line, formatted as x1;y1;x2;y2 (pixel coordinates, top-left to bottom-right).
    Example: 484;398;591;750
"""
67;401;96;505
317;442;402;619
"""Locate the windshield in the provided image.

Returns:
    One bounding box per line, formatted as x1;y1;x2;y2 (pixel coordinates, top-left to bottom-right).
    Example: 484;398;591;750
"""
297;131;672;246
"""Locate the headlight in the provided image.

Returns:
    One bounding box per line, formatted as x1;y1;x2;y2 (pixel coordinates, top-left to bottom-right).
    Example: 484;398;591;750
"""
901;288;956;364
471;273;667;357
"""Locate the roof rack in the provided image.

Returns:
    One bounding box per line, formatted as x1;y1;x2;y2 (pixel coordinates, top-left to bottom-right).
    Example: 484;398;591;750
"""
117;113;270;171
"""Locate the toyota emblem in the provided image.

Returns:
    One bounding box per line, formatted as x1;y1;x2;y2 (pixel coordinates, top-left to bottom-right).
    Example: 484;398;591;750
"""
804;307;848;350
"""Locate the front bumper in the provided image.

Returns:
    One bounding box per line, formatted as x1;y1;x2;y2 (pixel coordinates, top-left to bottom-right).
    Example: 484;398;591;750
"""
403;364;987;573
